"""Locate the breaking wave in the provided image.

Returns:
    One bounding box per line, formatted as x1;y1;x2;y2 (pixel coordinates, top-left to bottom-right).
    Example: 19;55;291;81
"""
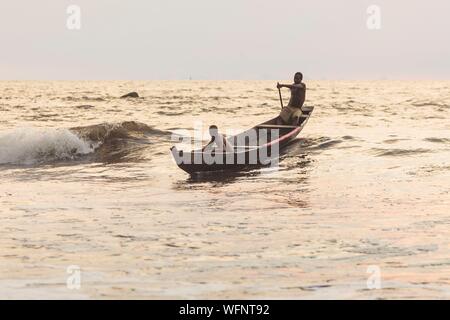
0;121;168;166
0;127;95;165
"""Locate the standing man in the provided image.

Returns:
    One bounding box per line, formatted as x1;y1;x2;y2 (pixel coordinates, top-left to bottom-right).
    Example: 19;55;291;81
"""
277;72;306;125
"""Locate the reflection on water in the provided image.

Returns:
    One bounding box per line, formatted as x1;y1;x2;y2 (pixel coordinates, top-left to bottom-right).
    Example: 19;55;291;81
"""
183;169;265;185
0;80;449;299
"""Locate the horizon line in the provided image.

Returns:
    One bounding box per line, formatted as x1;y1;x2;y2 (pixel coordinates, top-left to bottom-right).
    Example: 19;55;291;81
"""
1;78;450;82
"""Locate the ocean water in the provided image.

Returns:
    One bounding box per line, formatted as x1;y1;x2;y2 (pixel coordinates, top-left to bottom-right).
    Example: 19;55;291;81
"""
0;80;449;299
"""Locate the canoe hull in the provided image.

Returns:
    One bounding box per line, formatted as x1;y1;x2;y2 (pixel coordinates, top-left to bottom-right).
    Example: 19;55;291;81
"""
171;107;313;174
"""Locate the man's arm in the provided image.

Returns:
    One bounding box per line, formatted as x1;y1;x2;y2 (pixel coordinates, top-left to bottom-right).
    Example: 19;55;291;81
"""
277;83;305;90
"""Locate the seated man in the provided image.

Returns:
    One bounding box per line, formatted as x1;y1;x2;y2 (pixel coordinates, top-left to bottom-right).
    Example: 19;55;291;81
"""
203;125;234;153
277;72;307;125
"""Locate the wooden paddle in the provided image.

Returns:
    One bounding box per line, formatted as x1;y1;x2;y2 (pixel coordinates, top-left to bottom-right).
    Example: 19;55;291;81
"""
277;82;284;109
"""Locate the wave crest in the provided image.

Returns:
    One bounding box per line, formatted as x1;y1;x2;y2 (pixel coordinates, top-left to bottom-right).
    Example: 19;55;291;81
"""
0;127;95;165
0;122;169;166
71;121;166;143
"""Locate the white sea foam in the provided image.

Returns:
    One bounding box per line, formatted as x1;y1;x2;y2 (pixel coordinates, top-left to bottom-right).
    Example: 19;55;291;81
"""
0;127;95;165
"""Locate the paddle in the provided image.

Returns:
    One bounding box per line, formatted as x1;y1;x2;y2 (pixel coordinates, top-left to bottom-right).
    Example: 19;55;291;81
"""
277;82;284;109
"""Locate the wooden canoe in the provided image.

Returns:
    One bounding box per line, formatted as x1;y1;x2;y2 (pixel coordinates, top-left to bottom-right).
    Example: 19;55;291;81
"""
171;106;314;174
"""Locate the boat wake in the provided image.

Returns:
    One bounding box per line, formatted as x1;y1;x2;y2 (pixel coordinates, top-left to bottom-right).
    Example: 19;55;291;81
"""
0;121;169;166
296;136;345;151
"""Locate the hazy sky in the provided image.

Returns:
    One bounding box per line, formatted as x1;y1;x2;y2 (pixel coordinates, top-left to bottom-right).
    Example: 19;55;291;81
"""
1;0;449;79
